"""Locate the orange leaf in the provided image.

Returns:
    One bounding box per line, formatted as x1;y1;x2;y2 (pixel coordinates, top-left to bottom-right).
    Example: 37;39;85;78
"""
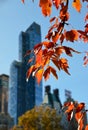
75;112;83;122
85;125;88;130
41;4;52;16
43;66;51;81
59;58;70;75
52;32;59;43
26;65;35;80
39;0;52;16
72;0;82;12
50;17;56;22
34;43;42;50
52;0;61;9
35;49;42;67
65;103;74;113
50;66;58;79
27;58;34;64
42;41;55;48
65;30;79;42
39;0;49;7
35;68;44;84
55;46;64;56
76;103;85;113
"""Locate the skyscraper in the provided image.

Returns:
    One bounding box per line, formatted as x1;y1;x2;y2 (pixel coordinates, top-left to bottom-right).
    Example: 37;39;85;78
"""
0;74;9;113
8;22;43;124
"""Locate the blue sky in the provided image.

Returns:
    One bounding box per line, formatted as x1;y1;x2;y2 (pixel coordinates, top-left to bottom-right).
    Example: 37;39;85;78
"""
0;0;88;105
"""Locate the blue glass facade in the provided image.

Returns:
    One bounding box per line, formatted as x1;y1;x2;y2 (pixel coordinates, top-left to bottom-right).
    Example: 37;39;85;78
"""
8;22;43;124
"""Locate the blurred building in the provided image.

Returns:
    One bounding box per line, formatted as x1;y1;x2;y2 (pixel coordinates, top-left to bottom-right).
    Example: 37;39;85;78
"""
42;85;62;113
8;22;43;124
0;74;9;113
0;113;14;130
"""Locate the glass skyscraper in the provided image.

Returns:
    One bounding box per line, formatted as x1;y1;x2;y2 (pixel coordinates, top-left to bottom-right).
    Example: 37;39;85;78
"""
8;22;43;124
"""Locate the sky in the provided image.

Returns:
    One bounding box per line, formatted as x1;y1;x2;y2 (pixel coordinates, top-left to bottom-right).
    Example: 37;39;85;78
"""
0;0;88;106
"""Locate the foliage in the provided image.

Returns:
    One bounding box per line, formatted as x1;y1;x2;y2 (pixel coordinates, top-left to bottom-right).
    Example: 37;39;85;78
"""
64;101;88;130
21;0;88;84
21;0;88;130
13;106;62;130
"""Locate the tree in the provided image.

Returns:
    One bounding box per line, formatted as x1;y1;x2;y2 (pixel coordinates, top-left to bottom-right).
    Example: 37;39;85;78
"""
21;0;88;130
13;106;62;130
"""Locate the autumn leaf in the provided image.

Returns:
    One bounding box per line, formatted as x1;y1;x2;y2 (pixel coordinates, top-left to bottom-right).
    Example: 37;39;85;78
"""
50;17;56;22
72;0;82;12
65;30;79;42
43;66;51;81
50;66;58;79
63;46;80;57
52;0;61;9
84;58;88;66
75;103;85;113
52;59;60;70
39;0;52;16
52;31;59;43
34;43;42;50
35;68;44;84
27;58;34;64
35;49;42;67
42;41;55;48
75;112;83;122
59;58;70;75
26;65;35;81
24;50;31;57
39;0;49;7
85;13;88;22
65;102;74;113
42;4;52;16
55;46;64;56
85;125;88;130
21;0;24;3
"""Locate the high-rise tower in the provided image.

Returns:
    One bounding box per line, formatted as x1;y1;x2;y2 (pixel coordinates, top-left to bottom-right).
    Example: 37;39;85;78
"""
8;22;43;124
0;74;9;113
